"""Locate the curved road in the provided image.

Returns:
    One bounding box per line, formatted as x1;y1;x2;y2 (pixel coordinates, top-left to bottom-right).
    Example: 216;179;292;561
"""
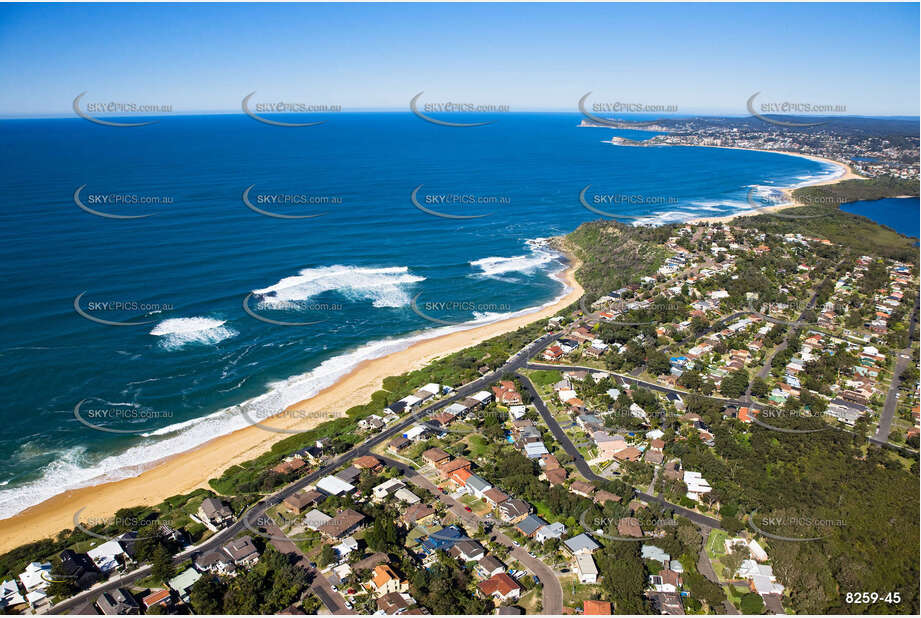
515;371;722;530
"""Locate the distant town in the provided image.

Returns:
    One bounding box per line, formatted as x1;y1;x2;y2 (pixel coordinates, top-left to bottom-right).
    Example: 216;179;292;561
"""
580;116;920;181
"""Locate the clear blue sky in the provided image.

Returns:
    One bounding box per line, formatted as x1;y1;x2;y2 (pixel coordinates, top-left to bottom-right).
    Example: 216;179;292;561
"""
0;2;918;116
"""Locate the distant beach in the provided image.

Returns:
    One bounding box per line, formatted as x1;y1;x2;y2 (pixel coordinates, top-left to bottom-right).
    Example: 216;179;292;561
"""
686;147;862;224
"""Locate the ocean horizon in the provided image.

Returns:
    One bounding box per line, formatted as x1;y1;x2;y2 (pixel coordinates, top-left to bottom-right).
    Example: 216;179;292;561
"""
0;112;848;518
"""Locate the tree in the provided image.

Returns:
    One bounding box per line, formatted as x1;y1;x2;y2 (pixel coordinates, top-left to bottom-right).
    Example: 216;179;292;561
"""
318;544;337;569
189;575;227;615
647;350;671;375
722;545;749;579
150;545;175;584
740;592;766;614
750;377;769;398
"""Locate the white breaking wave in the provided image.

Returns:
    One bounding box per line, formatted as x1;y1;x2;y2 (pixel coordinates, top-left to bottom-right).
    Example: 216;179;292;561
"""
150;317;237;350
470;239;562;278
253;265;424;309
0;266;575;521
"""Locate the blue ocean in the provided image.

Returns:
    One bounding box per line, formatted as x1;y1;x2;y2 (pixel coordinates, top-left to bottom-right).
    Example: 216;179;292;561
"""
0;112;841;517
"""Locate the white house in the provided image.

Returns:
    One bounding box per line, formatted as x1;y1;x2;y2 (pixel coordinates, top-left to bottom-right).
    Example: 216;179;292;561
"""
372;478;406;501
317;475;355;496
1;580;25;609
535;522;567;543
683;471;711;502
18;563;51;592
87;541;126;573
574;554;598;584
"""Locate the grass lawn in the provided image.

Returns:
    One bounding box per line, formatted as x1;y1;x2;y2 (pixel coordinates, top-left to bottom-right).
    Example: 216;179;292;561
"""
458;494;492;516
559;573;604;608
706;529;729;559
722;583;750;609
517;588;541;613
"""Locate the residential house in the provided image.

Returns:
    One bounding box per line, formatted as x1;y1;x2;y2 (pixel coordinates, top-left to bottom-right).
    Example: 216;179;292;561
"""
283;489;324;514
422;447;451;466
96;588;139;615
476;555;506;579
316;475;355;496
368;564;409;597
401;503;436;529
477;573;522;603
223;535;260;567
194;550;234;575
570;481;595;498
449;540;486;563
516;514;548;538
483;487;509;506
167;568;202;604
318;509;367;540
197;497;233;529
564;533;600;555
575;554;599;584
492;381;522;405
583;600;612;615
535;522;567;543
498;498;531;524
87;541;126;574
141;590;171;613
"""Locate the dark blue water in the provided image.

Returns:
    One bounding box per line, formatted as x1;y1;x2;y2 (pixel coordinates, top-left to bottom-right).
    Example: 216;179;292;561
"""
840;197;920;239
0;113;837;516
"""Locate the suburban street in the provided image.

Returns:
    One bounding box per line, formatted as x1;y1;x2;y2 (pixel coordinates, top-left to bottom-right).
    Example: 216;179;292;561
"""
515;371;723;530
873;299;918;442
380;457;563;614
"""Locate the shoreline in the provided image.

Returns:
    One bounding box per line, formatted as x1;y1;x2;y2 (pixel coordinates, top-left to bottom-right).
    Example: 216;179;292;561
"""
0;249;583;553
682;146;863;224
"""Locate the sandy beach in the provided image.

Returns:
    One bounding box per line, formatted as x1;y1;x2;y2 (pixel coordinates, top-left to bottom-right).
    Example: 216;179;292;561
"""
0;251;583;553
686;147;863;224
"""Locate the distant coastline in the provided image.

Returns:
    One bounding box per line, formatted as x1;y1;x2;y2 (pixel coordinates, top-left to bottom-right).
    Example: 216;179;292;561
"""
684;146;862;224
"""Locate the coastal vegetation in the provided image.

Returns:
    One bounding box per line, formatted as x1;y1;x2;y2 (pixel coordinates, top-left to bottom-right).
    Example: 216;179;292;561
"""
791;176;919;206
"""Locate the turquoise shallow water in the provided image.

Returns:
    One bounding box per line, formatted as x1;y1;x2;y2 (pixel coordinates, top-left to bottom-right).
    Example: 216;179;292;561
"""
0;112;839;516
